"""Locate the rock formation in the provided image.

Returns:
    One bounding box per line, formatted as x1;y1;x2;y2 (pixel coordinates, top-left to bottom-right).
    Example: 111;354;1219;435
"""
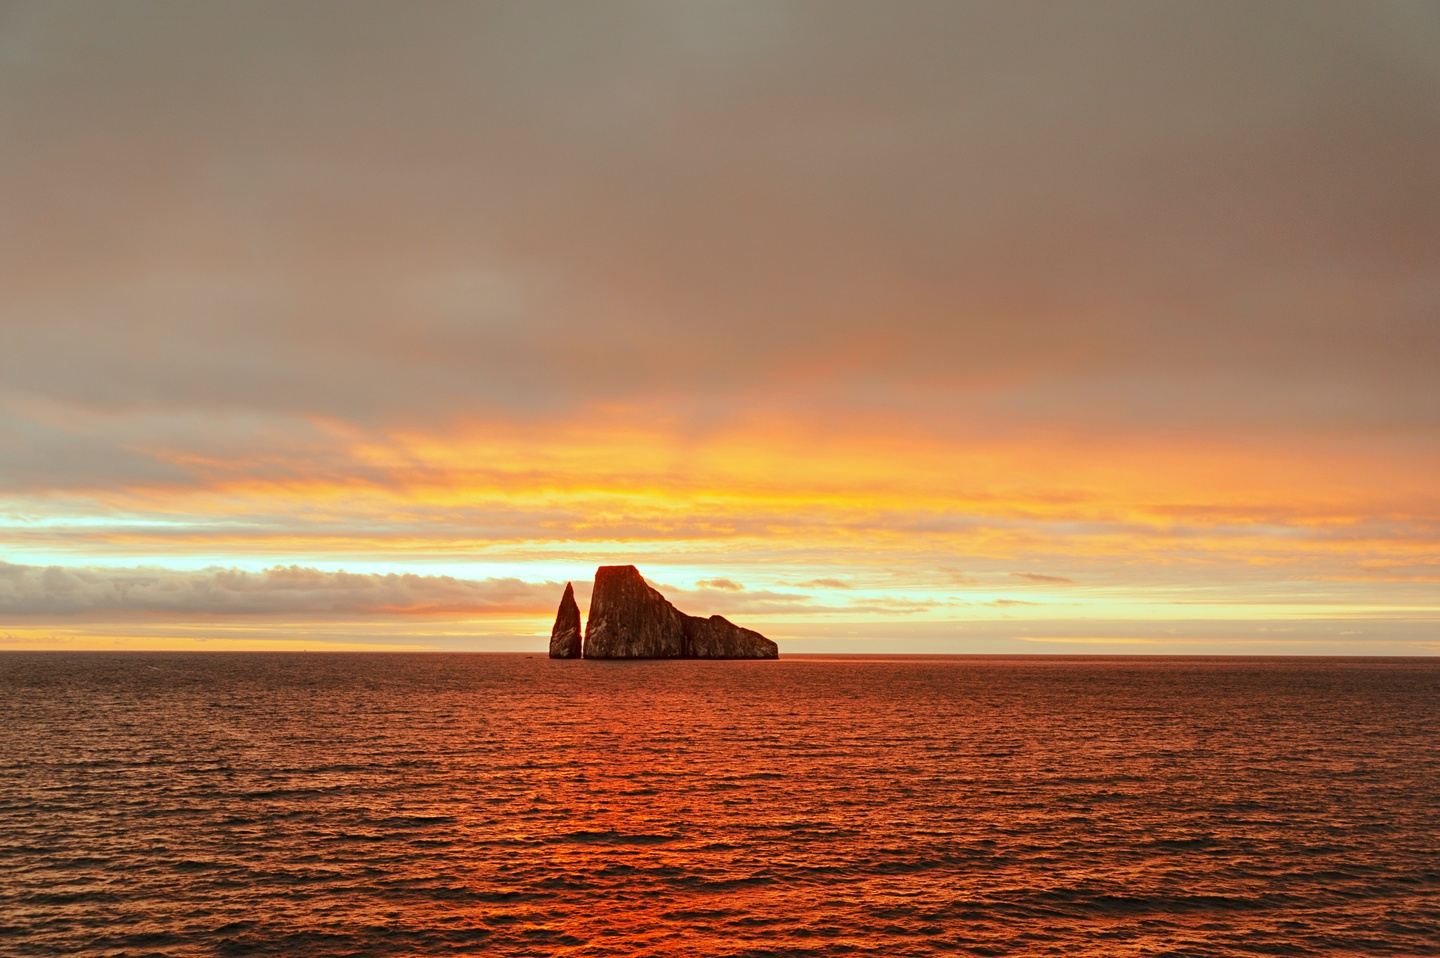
579;565;779;659
547;582;582;658
683;613;778;659
583;565;687;658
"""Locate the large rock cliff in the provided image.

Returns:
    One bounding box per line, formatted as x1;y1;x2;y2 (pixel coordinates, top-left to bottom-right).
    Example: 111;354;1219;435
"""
582;566;688;658
580;565;778;659
547;582;582;658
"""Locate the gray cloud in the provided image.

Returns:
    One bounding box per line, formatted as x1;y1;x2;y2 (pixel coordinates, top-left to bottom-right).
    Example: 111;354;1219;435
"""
0;560;559;616
0;0;1436;457
0;560;943;621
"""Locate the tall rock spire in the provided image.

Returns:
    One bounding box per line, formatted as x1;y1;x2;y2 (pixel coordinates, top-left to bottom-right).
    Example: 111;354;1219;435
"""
547;582;582;658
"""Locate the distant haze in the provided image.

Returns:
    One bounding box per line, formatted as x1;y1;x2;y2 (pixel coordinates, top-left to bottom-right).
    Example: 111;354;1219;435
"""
1;1;1436;652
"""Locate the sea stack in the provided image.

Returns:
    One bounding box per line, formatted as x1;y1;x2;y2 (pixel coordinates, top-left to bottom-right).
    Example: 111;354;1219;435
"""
547;582;582;659
580;565;779;659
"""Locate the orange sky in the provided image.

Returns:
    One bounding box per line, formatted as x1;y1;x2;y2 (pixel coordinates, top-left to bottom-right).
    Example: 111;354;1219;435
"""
1;2;1437;652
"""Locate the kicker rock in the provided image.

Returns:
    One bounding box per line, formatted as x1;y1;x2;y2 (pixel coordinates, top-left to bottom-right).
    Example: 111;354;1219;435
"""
581;565;779;659
547;582;582;658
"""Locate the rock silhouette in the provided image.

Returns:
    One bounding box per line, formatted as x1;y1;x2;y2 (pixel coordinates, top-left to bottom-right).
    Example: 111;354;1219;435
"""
547;582;582;658
684;613;778;659
579;565;779;659
583;565;687;658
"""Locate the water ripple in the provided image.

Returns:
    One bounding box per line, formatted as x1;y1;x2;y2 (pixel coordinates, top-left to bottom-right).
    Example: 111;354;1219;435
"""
1;652;1437;956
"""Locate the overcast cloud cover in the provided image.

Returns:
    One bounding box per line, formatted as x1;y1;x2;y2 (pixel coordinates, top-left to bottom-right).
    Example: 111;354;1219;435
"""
3;1;1437;439
0;1;1436;649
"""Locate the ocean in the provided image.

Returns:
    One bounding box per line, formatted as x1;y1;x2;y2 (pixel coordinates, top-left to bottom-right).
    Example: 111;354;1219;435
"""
1;653;1437;956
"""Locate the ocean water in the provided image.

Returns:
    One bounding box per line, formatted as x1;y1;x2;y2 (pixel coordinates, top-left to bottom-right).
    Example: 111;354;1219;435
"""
1;654;1437;957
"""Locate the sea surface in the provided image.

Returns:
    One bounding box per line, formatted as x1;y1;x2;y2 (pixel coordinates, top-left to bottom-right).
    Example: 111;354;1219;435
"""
1;653;1437;957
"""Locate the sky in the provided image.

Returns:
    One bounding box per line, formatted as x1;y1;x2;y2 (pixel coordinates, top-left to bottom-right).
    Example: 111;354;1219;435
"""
1;0;1437;653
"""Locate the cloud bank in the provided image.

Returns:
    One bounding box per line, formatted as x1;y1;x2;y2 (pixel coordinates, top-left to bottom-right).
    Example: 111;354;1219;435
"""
0;561;557;617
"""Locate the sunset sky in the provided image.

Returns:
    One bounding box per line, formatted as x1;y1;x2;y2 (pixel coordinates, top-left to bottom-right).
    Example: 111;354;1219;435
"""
2;1;1437;653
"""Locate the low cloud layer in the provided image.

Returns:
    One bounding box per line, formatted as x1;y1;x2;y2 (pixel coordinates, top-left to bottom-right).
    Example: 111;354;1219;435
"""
0;559;948;622
0;561;558;617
